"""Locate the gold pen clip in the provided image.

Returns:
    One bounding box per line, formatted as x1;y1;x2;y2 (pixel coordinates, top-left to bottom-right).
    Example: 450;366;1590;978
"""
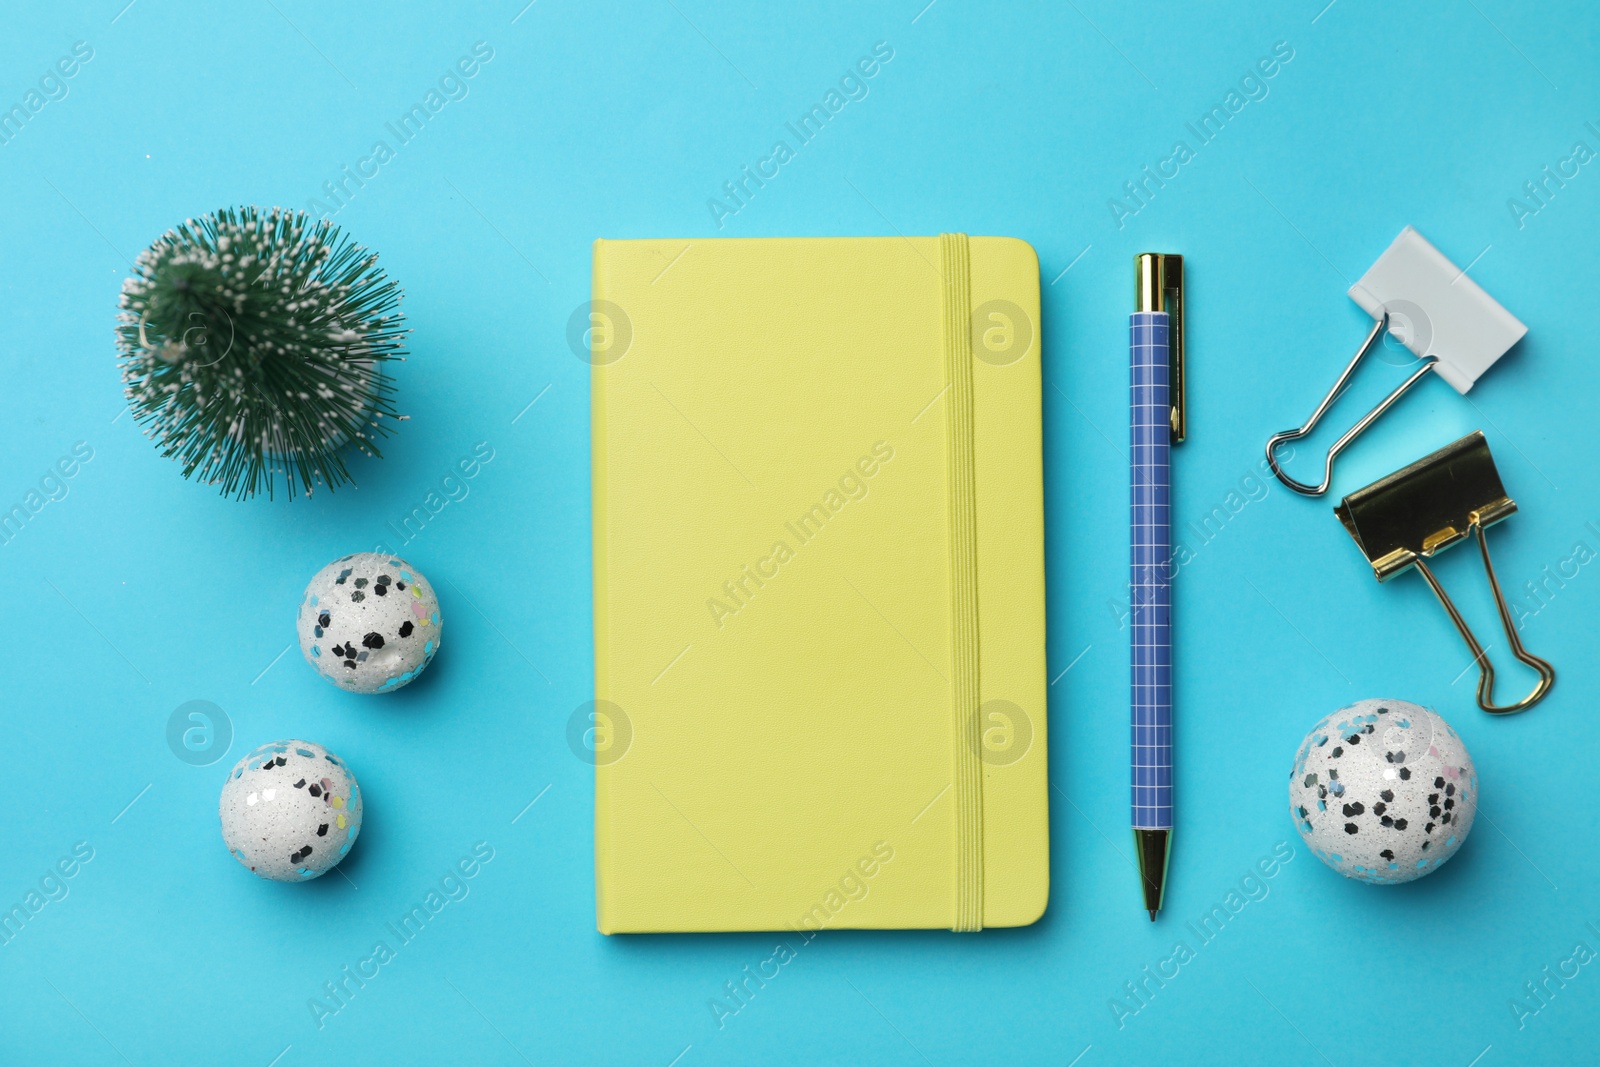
1334;431;1555;714
1136;253;1184;443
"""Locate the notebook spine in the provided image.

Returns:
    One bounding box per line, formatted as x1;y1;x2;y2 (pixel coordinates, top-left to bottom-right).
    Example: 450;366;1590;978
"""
591;239;613;933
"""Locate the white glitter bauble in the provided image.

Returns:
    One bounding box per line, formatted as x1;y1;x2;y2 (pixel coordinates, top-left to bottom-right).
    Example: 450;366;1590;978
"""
297;552;442;693
220;740;363;882
1290;699;1477;884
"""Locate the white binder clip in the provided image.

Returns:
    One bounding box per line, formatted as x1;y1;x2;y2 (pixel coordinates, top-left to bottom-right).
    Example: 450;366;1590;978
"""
1265;226;1527;495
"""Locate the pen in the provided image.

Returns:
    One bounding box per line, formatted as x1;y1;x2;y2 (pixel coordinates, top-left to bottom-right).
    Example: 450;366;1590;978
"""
1130;253;1183;921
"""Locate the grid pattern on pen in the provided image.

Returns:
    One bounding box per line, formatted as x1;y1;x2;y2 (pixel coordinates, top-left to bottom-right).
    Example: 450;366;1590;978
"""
1130;311;1173;832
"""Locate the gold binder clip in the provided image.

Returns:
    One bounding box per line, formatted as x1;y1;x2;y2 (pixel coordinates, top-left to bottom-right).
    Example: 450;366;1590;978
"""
1334;431;1555;715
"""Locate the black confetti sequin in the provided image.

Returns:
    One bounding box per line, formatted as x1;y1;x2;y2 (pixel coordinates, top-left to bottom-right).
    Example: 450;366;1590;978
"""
399;621;414;638
1344;823;1359;834
363;632;385;649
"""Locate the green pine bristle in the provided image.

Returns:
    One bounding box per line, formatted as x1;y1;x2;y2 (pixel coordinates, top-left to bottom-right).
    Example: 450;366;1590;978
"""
117;206;408;500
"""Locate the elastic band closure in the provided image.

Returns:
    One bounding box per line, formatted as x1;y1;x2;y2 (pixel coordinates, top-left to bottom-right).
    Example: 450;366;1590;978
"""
941;232;983;933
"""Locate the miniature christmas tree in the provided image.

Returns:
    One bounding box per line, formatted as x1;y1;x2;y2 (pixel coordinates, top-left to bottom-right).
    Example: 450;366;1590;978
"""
117;206;407;500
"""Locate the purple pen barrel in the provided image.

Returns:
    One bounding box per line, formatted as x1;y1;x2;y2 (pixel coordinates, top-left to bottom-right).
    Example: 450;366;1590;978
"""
1130;310;1173;835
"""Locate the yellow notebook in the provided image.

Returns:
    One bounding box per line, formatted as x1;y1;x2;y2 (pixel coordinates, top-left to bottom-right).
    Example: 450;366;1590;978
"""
591;234;1048;933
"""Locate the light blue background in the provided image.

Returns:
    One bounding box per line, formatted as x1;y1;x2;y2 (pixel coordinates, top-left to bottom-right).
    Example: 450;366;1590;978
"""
3;1;1598;1064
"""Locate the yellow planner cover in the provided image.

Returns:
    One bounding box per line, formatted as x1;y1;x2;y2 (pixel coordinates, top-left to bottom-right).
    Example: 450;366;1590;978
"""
590;234;1048;933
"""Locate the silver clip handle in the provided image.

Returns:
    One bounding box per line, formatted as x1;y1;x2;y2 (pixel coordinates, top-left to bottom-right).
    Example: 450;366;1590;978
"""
1265;313;1437;495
